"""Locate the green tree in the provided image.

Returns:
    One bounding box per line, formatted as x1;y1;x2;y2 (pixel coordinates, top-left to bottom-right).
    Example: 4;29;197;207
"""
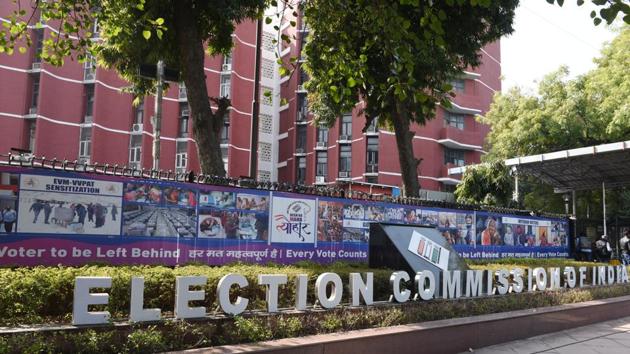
302;0;519;197
456;27;630;213
454;161;514;206
1;0;268;176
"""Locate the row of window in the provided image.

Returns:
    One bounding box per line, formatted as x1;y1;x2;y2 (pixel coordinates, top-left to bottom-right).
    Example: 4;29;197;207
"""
294;136;380;184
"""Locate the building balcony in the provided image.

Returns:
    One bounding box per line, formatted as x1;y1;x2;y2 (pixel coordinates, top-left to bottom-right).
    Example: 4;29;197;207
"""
314;141;327;150
337;135;352;144
437;126;483;151
364;163;378;176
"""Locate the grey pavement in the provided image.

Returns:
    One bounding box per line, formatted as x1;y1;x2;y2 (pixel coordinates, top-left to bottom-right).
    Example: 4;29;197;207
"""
469;316;630;354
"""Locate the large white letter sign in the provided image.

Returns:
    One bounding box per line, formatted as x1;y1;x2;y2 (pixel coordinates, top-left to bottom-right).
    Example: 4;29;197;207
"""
217;274;249;315
295;274;309;311
442;270;462;299
259;274;287;313
73;276;112;325
414;271;436;301
350;273;374;306
390;271;411;303
130;277;161;322
175;276;208;319
315;273;343;309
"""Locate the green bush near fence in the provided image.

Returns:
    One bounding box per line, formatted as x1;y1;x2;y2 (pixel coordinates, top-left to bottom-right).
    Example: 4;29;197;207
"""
0;259;628;353
0;262;394;326
0;259;616;326
1;283;630;353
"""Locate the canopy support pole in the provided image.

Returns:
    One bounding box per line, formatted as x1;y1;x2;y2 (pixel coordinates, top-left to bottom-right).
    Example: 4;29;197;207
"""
603;181;607;236
512;167;519;203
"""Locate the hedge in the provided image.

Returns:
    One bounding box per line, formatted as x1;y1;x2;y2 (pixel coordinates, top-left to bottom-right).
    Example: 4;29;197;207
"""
0;262;394;326
0;259;614;326
2;283;630;353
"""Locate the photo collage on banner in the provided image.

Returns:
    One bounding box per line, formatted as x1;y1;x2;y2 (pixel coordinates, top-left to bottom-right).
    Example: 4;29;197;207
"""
122;181;197;237
272;196;316;243
17;174;123;235
0;171;19;234
476;213;568;247
198;189;270;241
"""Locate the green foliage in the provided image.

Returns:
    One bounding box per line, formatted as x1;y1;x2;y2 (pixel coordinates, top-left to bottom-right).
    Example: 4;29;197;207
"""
123;326;168;353
1;274;630;352
547;0;630;26
455;161;514;206
303;0;519;196
234;316;273;342
0;263;393;326
457;27;630;210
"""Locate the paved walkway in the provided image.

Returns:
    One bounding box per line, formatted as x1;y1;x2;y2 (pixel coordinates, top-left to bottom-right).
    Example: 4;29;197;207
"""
470;316;630;354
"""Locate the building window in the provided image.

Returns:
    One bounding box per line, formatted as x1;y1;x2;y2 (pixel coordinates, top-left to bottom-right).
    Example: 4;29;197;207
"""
128;134;142;168
366;137;378;171
296;157;306;184
223;54;232;67
297;95;308;121
28;120;36;152
220;123;229;145
33;29;44;63
30;75;40;110
444;112;465;130
450;78;465;92
365;176;378;184
78;126;92;161
296;125;307;151
134;98;144;125
442;184;457;193
220;74;231;98
366;117;378;133
316;126;328;144
83;55;96;81
444;148;465;167
176;141;188;172
178;82;187;100
339;144;352;174
316;151;327;177
84;84;94;122
300;69;309;85
179;104;189;138
220;112;230;144
340;113;352;138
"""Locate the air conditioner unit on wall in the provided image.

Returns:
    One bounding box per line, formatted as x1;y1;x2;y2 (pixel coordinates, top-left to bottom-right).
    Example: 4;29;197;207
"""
28;107;38;115
181;109;190;117
295;148;305;154
338;171;350;178
316;141;327;148
132;123;143;133
31;62;41;70
339;135;351;141
222;64;232;72
315;176;326;184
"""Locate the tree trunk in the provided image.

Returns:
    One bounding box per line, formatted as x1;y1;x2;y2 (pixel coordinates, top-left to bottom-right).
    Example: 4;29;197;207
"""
174;2;226;176
391;103;421;197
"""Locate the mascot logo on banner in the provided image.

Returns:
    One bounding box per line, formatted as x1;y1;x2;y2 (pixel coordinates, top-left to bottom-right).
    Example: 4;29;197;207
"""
274;201;312;241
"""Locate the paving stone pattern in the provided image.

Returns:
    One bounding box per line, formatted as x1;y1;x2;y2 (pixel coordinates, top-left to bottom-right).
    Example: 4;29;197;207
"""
470;316;630;354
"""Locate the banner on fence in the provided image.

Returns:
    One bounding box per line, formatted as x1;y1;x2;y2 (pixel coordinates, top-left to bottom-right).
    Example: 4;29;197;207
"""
0;166;570;266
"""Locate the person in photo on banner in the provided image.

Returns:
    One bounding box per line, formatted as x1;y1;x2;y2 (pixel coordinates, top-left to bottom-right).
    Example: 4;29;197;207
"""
2;206;16;233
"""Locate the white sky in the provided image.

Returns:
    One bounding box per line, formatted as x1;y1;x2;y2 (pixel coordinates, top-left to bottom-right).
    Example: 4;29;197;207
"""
501;0;618;93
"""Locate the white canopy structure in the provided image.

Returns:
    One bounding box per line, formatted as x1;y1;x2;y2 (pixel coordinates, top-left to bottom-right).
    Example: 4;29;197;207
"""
450;141;630;237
